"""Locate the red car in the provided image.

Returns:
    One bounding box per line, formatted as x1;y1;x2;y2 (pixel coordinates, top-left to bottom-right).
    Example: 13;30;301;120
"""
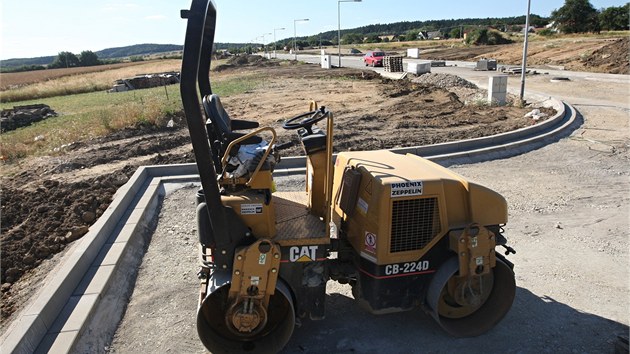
363;50;385;67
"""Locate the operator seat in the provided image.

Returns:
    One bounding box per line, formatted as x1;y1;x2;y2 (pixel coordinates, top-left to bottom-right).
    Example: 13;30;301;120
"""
202;94;262;170
203;94;277;177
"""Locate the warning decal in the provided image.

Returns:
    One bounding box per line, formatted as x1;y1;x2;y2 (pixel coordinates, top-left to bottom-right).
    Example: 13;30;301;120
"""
390;181;423;197
365;232;377;254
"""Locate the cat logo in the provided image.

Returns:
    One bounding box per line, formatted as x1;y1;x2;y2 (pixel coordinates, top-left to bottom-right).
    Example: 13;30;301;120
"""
289;246;318;262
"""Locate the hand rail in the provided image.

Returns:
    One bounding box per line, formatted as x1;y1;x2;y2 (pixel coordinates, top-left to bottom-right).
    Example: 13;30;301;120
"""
220;127;278;187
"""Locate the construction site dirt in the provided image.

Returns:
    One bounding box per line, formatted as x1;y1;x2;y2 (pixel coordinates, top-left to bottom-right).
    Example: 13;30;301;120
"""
0;63;552;324
1;59;627;353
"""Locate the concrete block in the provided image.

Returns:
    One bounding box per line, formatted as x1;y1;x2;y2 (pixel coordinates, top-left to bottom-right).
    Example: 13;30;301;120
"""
406;62;431;75
93;242;128;266
407;48;420;58
49;294;99;333
73;265;116;296
321;55;332;69
23;251;92;329
106;221;136;244
35;331;79;354
0;314;49;354
488;75;508;105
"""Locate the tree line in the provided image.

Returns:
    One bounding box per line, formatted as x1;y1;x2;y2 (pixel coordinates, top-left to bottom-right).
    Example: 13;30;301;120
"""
1;51;115;73
266;0;628;48
552;0;629;33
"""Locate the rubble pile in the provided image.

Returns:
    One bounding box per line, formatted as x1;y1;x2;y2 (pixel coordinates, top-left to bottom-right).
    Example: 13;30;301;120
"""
1;104;58;133
109;72;180;92
412;73;478;89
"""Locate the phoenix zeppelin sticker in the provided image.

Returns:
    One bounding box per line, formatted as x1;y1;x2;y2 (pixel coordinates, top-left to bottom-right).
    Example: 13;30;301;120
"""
390;181;423;197
365;232;377;254
241;203;263;215
356;197;369;214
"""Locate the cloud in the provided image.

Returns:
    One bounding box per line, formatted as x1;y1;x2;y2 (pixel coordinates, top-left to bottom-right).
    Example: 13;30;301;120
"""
145;15;167;21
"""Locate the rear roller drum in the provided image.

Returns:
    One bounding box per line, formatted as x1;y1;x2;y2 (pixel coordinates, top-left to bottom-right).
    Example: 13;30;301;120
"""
426;256;515;337
197;279;295;353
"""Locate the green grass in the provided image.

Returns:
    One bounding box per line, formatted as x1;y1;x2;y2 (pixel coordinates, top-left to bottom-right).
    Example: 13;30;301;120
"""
0;74;263;163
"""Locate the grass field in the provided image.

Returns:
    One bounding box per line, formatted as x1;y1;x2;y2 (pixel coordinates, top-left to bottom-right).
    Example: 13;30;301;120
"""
0;69;263;162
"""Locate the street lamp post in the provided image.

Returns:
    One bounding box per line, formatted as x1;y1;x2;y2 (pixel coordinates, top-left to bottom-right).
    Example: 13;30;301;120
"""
293;18;309;60
261;32;272;54
520;0;531;101
338;0;362;68
273;27;285;59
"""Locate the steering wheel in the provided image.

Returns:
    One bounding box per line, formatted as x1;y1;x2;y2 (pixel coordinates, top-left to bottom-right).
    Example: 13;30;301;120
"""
282;107;329;132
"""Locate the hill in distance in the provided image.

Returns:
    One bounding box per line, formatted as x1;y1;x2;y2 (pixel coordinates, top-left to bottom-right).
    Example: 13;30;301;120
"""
0;43;183;68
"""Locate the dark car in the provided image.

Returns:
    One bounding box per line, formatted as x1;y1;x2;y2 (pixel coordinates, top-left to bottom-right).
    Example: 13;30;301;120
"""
363;50;385;67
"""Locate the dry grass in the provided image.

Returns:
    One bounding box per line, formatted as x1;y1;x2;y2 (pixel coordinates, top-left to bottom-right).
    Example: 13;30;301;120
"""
0;62;150;90
0;59;182;103
0;85;183;161
0;66;262;162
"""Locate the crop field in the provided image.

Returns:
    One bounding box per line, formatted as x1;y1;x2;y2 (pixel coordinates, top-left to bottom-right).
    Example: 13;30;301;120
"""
0;62;150;90
0;60;182;102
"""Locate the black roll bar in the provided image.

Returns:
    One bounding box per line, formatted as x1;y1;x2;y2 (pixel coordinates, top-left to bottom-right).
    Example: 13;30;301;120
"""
180;0;229;247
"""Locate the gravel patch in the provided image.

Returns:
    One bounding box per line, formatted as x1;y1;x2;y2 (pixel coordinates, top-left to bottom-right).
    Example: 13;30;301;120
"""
412;73;478;89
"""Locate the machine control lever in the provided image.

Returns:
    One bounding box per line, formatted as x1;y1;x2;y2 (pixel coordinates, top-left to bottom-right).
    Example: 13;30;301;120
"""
501;245;516;255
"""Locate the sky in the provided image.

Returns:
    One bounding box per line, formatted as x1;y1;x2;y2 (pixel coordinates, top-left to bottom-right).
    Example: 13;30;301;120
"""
1;0;627;60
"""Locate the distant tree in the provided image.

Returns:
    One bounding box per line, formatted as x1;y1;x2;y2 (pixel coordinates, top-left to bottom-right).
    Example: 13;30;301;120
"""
307;35;319;47
551;0;600;33
406;29;420;41
449;27;462;39
509;25;523;33
466;28;513;45
79;50;101;66
341;33;362;44
365;34;382;43
397;34;406;42
50;51;79;68
0;65;46;73
599;3;630;31
538;28;556;36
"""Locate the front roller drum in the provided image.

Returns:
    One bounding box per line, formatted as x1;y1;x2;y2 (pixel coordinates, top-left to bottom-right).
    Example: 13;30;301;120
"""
426;257;515;337
197;278;295;354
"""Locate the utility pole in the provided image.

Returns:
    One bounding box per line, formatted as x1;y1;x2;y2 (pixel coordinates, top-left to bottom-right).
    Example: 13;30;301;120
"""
338;0;362;68
519;0;531;101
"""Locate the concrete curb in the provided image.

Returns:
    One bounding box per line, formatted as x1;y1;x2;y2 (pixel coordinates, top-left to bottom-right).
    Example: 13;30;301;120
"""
276;96;571;173
1;98;577;353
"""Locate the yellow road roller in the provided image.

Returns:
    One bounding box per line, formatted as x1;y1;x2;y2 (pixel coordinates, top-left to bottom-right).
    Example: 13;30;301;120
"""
180;1;516;352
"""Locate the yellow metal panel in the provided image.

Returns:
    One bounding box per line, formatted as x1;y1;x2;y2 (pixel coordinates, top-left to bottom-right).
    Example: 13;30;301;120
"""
332;150;507;265
222;191;276;238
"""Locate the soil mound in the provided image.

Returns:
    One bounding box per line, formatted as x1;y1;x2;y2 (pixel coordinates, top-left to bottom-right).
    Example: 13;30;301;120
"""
214;55;279;72
582;37;630;74
0;171;133;320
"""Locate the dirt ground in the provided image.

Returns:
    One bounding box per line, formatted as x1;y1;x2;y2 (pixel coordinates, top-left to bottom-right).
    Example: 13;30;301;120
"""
420;36;629;74
0;60;558;326
108;93;629;353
